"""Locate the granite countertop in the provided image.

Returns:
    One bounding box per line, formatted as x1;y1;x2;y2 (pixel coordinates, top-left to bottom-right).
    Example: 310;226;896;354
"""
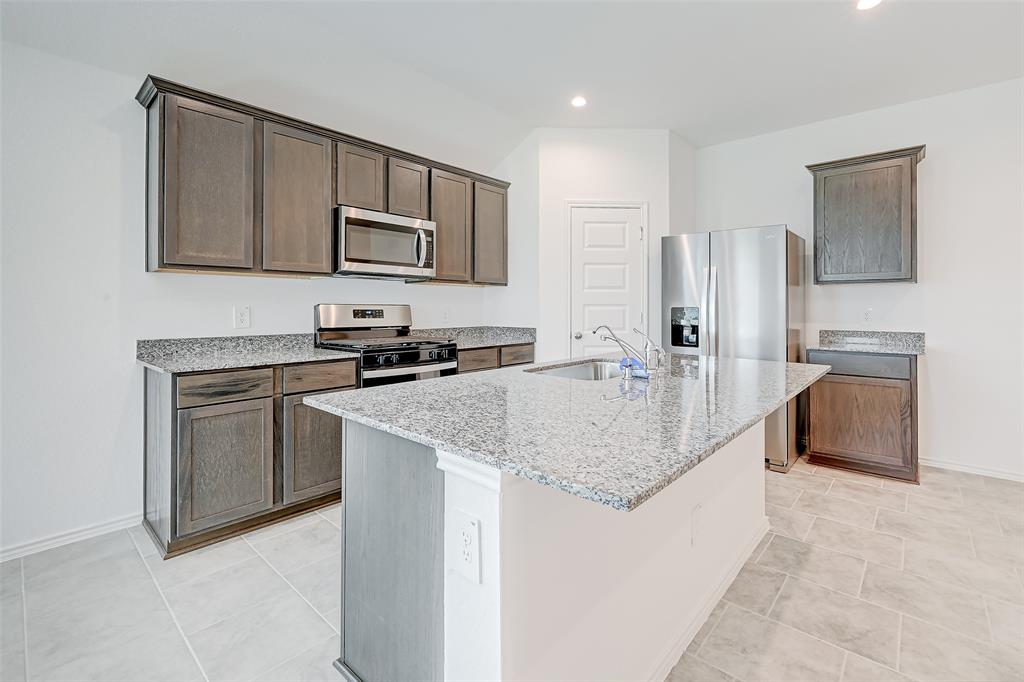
137;327;537;373
306;354;829;512
808;330;925;356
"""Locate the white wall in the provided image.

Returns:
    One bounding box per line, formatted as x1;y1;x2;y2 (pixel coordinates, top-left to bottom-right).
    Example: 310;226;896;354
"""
0;42;530;555
669;132;697;235
532;128;672;360
695;79;1024;479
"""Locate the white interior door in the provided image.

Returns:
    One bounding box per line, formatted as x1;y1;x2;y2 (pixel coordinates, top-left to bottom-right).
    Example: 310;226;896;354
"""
569;205;646;358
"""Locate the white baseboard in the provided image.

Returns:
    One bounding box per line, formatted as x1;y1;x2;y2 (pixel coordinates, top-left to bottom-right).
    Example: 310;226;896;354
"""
647;517;770;682
920;458;1024;483
0;513;142;562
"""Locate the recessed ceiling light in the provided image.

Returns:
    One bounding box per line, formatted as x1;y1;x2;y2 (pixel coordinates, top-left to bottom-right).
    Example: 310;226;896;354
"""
571;95;587;108
857;0;881;9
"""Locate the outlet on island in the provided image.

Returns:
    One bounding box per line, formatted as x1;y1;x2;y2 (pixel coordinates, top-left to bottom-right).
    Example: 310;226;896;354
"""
233;305;252;329
451;507;481;584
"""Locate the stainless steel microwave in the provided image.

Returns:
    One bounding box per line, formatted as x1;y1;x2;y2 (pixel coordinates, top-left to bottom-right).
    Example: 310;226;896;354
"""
335;206;436;280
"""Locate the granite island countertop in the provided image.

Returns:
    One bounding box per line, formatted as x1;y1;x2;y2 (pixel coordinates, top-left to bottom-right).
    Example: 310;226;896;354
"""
306;354;829;511
137;327;536;373
807;330;925;356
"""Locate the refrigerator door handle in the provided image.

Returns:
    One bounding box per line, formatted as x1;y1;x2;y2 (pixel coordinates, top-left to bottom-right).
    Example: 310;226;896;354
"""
700;267;710;353
708;266;719;356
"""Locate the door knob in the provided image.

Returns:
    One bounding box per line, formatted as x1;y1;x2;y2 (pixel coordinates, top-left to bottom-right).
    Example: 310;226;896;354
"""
573;332;583;340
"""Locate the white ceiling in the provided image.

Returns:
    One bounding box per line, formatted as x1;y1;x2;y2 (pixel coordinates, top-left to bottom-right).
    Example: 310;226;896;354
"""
3;0;1021;163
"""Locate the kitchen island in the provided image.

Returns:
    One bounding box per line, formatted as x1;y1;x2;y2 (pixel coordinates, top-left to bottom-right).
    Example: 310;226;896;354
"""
307;353;828;682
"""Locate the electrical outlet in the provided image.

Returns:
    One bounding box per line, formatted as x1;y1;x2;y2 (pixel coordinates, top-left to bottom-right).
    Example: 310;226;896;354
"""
233;305;252;329
451;508;481;583
864;307;874;323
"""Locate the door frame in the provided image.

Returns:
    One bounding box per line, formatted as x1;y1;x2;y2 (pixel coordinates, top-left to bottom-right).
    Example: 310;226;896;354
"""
565;200;650;358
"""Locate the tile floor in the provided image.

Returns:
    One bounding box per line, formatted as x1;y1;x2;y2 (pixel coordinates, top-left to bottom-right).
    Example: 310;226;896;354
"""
1;462;1021;682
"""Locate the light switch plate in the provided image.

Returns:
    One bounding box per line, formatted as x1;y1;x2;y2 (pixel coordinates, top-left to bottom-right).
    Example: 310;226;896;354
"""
451;507;481;584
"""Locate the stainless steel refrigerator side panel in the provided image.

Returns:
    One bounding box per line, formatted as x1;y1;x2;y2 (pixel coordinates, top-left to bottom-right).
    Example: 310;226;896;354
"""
661;233;710;356
775;230;808;472
710;225;790;468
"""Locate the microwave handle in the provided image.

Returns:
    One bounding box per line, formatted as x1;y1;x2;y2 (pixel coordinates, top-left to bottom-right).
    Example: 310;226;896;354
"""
415;229;427;267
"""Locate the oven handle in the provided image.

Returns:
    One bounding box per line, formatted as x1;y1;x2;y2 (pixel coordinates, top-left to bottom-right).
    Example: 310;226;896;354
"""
415;229;427;267
361;360;457;379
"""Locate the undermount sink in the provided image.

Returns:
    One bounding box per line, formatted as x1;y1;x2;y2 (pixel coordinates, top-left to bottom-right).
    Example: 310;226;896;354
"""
526;361;623;381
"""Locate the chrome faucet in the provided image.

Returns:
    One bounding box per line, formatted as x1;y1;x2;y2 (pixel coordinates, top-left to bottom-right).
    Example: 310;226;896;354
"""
591;325;646;378
633;327;665;373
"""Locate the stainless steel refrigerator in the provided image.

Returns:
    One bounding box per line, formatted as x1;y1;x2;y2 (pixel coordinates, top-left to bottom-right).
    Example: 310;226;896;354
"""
662;225;806;471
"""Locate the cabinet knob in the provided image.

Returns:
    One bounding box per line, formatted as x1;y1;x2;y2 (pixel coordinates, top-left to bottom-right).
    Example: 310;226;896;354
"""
573;332;583;340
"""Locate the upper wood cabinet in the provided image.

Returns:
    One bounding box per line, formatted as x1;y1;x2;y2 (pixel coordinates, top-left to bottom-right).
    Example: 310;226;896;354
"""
430;169;473;281
337;142;384;211
388;158;430;219
162;95;255;269
473;182;508;285
262;123;333;273
807;145;925;284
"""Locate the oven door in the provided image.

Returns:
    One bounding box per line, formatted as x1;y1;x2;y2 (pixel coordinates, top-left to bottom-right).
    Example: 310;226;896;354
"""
336;206;436;279
360;361;458;389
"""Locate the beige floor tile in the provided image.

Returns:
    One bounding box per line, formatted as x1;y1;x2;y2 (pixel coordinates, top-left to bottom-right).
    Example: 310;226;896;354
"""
1;590;26;682
860;563;989;638
765;478;802;508
163;557;293;634
23;530;137;588
317;504;343;528
766;503;814;540
0;560;21;601
283;552;342;615
686;600;727;655
874;509;973;553
905;495;1001;537
325;606;341;633
903;538;1024;605
962;486;1024;517
770;576;899;668
790;457;817;474
666;654;736;682
972;530;1024;569
899;615;1023;682
999;513;1024;539
145;537;256;589
794;491;877;529
921;465;989;491
31;627;203;682
804;517;904;569
751;532;774;561
248;519;340;574
841;652;914;682
127;524;160;558
722;562;786;615
254;635;342;682
243;511;321;543
829;479;907;512
699;605;845;681
188;590;335;681
813;465;885;488
758;534;866;595
884;479;964;507
767;469;834;494
986;597;1024;653
986;476;1024;496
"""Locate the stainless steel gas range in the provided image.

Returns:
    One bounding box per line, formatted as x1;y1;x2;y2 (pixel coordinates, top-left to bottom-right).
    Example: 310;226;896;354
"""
313;304;457;388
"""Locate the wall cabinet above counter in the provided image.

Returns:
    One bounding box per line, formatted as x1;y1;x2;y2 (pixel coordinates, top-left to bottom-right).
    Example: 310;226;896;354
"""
138;76;510;285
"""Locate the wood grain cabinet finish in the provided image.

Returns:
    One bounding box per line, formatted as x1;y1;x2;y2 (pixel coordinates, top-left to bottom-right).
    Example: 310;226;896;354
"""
457;347;500;373
176;368;274;408
337;142;385;211
262;123;333;273
807;146;925;284
473;182;508;285
176;397;274;536
282;390;345;504
388;158;430;219
500;344;534;366
431;169;473;281
282;360;357;394
162;95;255;269
807;350;918;482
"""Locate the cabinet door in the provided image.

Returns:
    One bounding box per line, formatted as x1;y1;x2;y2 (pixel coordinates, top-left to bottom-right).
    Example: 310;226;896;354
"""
810;374;913;474
813;156;914;283
262;123;333;273
282;391;344;504
473;182;508;284
163;95;254;268
337;142;384;211
176;398;273;536
431;169;472;281
388;158;430;219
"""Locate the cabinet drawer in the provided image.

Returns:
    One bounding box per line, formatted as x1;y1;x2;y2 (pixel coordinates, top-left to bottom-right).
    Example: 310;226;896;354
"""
807;350;911;380
282;361;357;394
500;344;534;366
177;368;274;408
458;347;499;373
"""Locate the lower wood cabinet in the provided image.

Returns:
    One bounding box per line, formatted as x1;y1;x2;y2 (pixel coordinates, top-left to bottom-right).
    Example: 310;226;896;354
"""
282;390;346;504
144;359;355;557
807;350;918;482
177;397;274;535
457;344;535;373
